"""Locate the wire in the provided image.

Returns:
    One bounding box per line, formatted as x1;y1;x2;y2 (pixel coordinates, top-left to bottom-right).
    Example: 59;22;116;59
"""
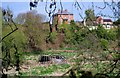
59;0;63;20
95;0;107;9
73;0;84;20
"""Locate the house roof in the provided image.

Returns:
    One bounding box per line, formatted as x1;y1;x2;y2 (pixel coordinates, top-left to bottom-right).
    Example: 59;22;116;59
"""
55;9;73;15
103;19;112;22
96;16;112;22
96;16;101;19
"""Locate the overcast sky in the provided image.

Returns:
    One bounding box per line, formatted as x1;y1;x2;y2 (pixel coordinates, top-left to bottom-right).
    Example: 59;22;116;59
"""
2;1;118;21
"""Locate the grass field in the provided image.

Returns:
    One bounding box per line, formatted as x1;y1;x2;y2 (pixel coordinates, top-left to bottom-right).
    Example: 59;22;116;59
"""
18;50;119;76
20;51;77;76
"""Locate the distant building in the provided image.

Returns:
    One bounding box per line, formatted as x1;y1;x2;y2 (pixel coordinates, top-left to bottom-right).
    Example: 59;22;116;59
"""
53;9;74;24
96;16;113;29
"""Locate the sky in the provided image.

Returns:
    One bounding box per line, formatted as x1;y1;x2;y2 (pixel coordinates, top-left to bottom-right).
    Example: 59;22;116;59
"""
1;0;119;2
1;0;119;22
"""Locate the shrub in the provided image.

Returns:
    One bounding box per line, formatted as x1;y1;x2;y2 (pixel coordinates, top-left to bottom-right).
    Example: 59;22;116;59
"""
107;29;117;41
100;39;109;50
49;32;57;43
96;25;107;39
2;24;27;68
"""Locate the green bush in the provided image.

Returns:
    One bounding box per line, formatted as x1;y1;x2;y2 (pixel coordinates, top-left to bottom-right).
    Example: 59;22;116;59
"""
96;25;107;39
2;25;27;68
100;39;109;50
63;21;82;45
96;25;117;41
107;29;117;41
49;32;57;43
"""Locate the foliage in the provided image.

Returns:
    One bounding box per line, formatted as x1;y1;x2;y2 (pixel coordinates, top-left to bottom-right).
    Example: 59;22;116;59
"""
0;7;2;37
63;20;81;45
113;18;120;25
96;25;107;39
107;29;117;41
100;38;109;50
96;25;117;41
2;24;27;50
20;51;74;76
16;10;46;51
49;31;58;43
85;9;96;26
2;9;48;73
59;23;70;31
2;5;119;77
2;25;27;68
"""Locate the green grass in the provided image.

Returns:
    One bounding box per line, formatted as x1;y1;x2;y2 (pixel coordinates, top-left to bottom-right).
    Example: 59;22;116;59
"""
20;64;70;76
21;50;119;76
23;51;77;61
20;51;76;76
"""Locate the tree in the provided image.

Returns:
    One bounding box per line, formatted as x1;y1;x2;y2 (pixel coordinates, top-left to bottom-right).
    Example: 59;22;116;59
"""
96;25;107;39
113;18;120;25
85;9;96;26
15;13;26;25
64;20;78;45
2;8;25;75
16;10;46;51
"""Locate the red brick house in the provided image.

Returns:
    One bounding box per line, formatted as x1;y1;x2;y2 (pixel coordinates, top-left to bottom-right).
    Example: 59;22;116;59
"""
53;9;74;24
